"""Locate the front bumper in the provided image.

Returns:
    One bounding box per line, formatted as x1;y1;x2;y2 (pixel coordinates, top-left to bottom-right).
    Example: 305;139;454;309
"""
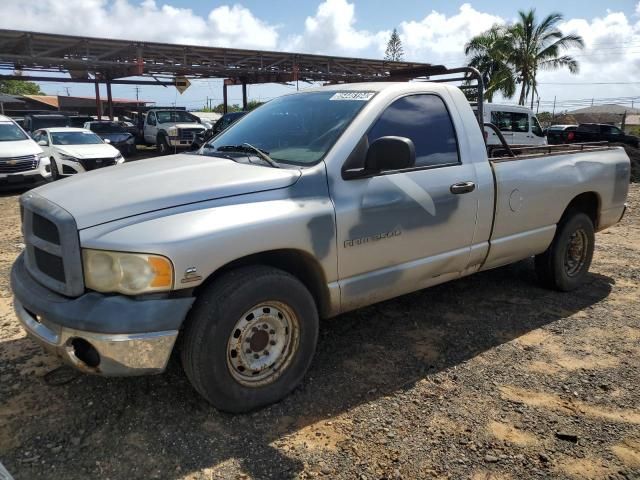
11;253;194;376
0;172;50;190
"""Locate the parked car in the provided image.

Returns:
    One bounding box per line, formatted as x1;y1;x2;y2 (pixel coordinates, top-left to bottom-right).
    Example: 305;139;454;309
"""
11;81;629;413
545;124;578;144
32;127;124;179
23;113;69;135
478;104;546;146
190;111;248;150
567;123;640;148
68;116;94;128
0;114;51;189
139;109;206;154
117;120;139;136
84;121;136;155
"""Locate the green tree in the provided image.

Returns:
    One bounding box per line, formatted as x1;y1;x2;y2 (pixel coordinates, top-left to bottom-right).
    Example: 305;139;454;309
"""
0;79;44;95
464;25;516;102
384;28;404;62
246;99;264;111
466;10;584;106
212;103;242;114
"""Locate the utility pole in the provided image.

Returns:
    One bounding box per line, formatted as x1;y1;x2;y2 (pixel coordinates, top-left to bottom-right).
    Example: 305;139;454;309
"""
64;87;71;96
552;95;556;120
536;97;540;114
135;86;140;102
206;96;209;110
591;98;594;107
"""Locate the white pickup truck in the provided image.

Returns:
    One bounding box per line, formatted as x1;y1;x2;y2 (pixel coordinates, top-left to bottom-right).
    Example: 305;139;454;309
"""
11;71;630;412
141;109;206;154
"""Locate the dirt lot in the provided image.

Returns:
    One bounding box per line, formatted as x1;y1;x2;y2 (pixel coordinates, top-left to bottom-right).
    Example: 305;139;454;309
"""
0;183;639;480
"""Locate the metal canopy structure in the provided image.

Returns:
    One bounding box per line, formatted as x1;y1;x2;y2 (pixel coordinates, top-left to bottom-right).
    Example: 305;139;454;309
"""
0;29;432;82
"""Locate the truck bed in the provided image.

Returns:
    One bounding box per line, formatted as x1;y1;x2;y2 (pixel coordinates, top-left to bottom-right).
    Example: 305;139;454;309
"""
480;144;630;272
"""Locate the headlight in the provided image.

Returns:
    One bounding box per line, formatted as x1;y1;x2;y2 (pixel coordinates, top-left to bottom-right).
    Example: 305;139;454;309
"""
115;153;124;164
59;153;80;162
126;136;135;144
82;249;173;295
167;126;178;135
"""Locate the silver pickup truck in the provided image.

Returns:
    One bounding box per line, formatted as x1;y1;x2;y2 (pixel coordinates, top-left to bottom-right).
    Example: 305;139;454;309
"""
11;77;630;412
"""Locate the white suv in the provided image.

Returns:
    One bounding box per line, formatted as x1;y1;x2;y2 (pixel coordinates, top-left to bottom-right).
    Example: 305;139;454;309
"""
0;114;51;189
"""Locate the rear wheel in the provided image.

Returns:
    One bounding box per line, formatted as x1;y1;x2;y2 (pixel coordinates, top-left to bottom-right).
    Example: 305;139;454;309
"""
180;266;319;412
535;212;595;291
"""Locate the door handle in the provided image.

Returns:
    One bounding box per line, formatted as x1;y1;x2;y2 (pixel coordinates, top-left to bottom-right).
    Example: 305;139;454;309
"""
450;181;476;194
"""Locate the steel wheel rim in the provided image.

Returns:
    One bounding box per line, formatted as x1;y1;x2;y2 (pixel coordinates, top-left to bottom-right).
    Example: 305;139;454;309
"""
564;228;588;277
226;301;300;387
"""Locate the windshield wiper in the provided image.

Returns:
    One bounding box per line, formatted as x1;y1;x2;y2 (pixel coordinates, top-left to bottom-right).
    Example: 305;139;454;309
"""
217;144;280;168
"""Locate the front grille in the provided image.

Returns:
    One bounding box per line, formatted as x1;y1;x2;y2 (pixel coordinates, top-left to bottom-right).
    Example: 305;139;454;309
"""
79;157;116;171
21;193;84;297
0;154;39;174
178;128;203;141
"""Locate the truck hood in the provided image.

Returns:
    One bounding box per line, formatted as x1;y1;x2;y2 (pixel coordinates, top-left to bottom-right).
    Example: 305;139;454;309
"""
34;154;301;229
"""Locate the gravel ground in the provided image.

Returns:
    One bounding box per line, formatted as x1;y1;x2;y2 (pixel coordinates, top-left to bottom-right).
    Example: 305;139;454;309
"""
0;182;638;480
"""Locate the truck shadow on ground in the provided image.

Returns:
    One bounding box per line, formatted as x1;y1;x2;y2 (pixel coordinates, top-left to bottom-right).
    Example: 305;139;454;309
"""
1;260;615;480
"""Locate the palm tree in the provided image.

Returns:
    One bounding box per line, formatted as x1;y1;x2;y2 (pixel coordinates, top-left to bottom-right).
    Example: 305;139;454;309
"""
464;25;516;102
466;9;584;106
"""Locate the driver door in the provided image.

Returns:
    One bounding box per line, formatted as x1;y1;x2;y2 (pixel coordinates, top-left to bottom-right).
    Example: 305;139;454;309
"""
144;112;158;143
332;94;480;312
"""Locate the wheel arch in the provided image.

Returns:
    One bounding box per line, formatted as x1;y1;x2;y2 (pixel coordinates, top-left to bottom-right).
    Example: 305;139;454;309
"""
561;191;601;229
194;249;332;319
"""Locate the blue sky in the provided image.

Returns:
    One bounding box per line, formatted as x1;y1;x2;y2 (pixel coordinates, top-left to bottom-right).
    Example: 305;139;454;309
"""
2;0;640;112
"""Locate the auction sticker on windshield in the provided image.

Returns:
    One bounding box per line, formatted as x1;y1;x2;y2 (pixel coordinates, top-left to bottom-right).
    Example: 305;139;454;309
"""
330;92;375;101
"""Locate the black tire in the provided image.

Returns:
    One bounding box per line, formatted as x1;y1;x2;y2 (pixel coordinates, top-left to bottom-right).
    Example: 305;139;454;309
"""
180;266;319;412
156;134;170;155
535;212;595;291
49;157;59;180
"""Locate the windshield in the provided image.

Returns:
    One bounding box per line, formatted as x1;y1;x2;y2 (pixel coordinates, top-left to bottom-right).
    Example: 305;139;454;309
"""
204;91;374;165
155;111;198;123
0;122;29;142
51;131;104;145
90;122;126;133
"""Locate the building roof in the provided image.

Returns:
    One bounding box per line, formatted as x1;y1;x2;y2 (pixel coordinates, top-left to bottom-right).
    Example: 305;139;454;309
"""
0;93;24;103
625;114;640;126
569;104;640;115
22;95;150;109
23;95;59;108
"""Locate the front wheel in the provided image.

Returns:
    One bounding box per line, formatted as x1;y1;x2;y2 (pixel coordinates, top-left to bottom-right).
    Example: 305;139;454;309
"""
535;212;595;291
180;266;319;412
156;134;170;155
49;157;60;180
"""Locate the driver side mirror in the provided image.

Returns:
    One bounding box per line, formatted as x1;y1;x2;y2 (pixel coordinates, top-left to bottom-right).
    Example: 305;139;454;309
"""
343;136;416;179
37;139;48;146
104;138;111;144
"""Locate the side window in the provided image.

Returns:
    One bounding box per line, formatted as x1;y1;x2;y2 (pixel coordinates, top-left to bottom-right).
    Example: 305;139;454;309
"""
531;116;544;137
147;112;156;126
491;111;529;132
367;94;459;168
602;125;622;135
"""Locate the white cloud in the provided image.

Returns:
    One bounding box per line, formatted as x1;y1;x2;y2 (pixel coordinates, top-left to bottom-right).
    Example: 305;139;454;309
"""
285;0;381;55
0;0;279;49
398;4;503;61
